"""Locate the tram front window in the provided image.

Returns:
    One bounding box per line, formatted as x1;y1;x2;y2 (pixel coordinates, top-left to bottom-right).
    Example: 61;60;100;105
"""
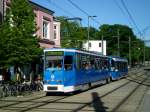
45;56;63;70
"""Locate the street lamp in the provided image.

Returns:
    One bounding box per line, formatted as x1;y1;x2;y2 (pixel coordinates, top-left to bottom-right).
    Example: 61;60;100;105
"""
141;25;150;65
87;16;97;51
129;36;131;68
138;47;141;65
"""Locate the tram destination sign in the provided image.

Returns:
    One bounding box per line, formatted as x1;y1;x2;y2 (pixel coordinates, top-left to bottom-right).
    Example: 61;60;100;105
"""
46;51;64;56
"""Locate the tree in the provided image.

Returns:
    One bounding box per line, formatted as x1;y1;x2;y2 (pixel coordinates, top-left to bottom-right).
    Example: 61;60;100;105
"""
98;24;145;66
0;0;42;70
0;23;10;67
57;16;87;49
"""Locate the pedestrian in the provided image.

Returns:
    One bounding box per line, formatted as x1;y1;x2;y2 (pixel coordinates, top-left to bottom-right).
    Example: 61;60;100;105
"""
6;69;11;82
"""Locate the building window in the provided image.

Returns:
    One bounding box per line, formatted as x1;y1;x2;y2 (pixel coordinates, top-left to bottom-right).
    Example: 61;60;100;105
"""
89;42;91;47
54;25;56;29
43;20;49;39
99;43;101;47
54;30;57;39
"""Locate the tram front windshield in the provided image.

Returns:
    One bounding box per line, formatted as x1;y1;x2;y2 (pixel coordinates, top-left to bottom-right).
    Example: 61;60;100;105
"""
45;51;63;70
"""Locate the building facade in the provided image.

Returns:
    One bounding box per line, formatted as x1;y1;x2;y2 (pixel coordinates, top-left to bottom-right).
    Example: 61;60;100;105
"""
1;0;61;48
31;1;60;48
0;0;61;81
83;40;107;55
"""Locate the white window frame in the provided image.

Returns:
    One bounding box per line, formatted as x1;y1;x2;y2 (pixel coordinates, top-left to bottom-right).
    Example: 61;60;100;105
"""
54;30;57;40
42;18;50;39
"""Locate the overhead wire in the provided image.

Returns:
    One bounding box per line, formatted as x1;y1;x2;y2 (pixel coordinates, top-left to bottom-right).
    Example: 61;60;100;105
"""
66;0;89;16
113;0;133;28
46;0;85;39
66;0;101;27
120;0;142;37
46;0;75;17
46;0;83;27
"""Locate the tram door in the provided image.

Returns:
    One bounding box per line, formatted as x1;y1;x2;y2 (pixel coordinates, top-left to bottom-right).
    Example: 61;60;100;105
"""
63;53;75;86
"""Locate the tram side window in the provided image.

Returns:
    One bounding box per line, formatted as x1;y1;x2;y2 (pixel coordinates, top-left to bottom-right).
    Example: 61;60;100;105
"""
90;59;95;69
96;59;100;70
115;62;118;70
76;53;81;71
111;60;115;67
0;68;2;82
118;62;121;71
99;58;102;70
94;59;99;70
64;55;73;70
81;54;90;70
104;60;108;70
111;60;115;70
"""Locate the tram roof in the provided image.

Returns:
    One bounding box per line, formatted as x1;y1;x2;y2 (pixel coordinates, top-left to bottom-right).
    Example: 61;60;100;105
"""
44;48;108;58
110;56;128;62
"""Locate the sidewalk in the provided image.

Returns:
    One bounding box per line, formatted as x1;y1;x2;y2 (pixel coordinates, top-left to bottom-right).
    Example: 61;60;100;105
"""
0;87;45;100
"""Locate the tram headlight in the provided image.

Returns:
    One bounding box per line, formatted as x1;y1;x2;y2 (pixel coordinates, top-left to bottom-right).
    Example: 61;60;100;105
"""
111;67;115;71
115;69;118;72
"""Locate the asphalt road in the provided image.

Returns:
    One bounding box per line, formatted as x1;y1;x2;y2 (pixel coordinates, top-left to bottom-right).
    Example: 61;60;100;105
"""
0;67;150;112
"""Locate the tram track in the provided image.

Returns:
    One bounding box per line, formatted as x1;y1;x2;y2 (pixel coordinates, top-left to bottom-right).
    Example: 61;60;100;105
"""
18;96;70;112
135;86;149;112
16;71;143;112
30;71;146;112
69;69;147;112
0;94;71;112
111;70;150;112
0;68;147;112
0;91;73;110
0;92;47;108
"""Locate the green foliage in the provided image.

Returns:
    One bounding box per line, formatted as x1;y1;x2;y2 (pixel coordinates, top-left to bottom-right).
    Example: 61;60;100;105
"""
0;0;42;67
98;24;147;65
55;16;150;65
0;23;10;66
56;16;87;49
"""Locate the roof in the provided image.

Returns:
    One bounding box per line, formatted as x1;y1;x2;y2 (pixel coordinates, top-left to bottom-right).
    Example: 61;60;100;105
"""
29;0;54;15
110;56;128;62
44;48;108;58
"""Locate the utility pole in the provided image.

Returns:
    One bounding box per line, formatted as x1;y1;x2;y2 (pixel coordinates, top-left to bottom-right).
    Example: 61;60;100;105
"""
143;41;145;65
129;36;131;68
117;29;120;56
87;16;90;51
87;16;97;51
141;26;150;65
112;29;120;56
101;35;103;55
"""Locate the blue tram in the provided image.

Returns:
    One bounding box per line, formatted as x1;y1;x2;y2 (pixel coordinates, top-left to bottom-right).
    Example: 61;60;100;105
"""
43;48;111;93
109;57;128;80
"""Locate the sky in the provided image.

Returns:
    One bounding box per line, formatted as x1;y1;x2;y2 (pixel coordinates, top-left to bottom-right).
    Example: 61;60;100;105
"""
31;0;150;45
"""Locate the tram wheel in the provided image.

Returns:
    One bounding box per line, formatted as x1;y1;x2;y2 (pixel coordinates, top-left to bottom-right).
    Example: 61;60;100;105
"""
106;77;111;84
